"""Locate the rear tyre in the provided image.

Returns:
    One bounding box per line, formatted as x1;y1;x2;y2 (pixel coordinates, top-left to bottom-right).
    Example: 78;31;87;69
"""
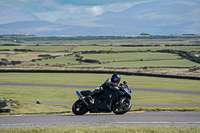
72;100;88;115
112;97;132;115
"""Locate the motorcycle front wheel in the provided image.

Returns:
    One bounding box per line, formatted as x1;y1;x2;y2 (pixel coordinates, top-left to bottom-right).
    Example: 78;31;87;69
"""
72;100;88;115
112;97;132;115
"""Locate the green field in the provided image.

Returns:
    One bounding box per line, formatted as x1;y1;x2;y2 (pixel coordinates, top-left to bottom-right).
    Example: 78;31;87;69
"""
1;44;200;53
1;126;200;133
1;85;200;105
0;52;68;62
73;45;200;52
18;52;199;69
22;54;78;65
0;73;199;114
1;35;200;77
69;59;199;68
23;45;74;51
81;52;180;61
1;73;200;91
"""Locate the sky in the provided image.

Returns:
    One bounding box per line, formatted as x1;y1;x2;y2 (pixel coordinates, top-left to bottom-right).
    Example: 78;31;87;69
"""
0;0;153;22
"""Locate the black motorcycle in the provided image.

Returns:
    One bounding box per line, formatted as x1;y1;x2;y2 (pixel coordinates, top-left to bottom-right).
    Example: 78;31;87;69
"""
72;81;132;115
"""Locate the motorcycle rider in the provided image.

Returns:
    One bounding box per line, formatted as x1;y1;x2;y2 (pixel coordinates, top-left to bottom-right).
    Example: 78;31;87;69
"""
92;73;121;96
72;73;132;115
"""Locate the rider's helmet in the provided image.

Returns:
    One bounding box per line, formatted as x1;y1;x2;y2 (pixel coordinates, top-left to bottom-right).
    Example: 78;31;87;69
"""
111;73;121;85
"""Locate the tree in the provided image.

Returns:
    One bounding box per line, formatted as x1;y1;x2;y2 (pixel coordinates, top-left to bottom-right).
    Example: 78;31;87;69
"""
140;33;150;35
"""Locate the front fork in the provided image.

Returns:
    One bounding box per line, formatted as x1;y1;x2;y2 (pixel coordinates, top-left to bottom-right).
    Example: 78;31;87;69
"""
115;97;127;109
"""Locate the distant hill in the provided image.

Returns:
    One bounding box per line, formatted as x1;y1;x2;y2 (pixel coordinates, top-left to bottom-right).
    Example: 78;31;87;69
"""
0;21;57;29
0;0;199;36
0;21;60;35
94;0;200;35
0;6;39;24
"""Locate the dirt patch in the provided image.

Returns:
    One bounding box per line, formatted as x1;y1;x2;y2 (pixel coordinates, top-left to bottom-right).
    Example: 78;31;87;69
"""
0;100;14;113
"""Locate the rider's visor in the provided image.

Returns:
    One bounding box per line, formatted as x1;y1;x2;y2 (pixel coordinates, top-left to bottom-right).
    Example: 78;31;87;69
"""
113;77;120;84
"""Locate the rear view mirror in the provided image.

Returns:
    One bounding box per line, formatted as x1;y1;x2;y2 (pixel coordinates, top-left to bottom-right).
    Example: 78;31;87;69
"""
123;81;127;85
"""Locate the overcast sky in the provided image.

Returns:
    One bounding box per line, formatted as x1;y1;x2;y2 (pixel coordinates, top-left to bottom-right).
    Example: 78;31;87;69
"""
0;0;154;22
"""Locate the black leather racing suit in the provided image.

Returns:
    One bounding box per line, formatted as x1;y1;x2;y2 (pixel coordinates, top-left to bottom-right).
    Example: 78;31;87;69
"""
92;78;119;96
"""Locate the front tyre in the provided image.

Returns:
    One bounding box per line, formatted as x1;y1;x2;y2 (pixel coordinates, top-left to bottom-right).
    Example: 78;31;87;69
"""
72;100;88;115
112;97;132;115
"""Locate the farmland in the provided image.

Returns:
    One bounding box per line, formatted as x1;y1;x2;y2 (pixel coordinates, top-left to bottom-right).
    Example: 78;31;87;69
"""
0;35;200;77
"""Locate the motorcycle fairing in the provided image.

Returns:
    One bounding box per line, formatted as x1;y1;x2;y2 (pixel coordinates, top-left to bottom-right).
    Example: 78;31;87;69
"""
80;90;92;97
88;89;127;112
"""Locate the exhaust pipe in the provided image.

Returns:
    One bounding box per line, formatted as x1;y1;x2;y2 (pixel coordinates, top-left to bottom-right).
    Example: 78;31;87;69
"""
76;91;83;100
76;91;88;105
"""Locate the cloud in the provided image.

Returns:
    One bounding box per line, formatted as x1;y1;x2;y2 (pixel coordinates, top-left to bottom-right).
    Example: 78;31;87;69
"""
55;0;143;6
175;1;200;6
85;6;104;16
35;1;148;21
0;0;153;22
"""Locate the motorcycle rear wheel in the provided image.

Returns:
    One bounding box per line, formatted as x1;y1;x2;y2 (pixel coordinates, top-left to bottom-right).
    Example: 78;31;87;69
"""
112;97;132;115
72;100;88;115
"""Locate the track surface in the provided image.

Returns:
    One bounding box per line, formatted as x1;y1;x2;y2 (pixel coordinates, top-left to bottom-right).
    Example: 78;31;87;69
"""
0;112;200;128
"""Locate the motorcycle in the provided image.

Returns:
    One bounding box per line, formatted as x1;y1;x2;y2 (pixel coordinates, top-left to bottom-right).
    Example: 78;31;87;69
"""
72;81;132;115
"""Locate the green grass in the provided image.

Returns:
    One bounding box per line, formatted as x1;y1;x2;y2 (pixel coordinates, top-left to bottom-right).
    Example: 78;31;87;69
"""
23;46;74;51
0;73;200;114
73;45;200;52
21;52;199;68
0;52;68;62
22;55;78;65
69;59;199;68
0;126;200;133
0;46;22;50
1;73;200;114
1;45;200;70
1;86;200;105
81;52;180;62
1;45;200;52
132;106;200;112
11;101;68;114
0;98;69;115
0;45;73;51
0;73;200;91
0;52;43;62
0;86;80;102
132;91;200;104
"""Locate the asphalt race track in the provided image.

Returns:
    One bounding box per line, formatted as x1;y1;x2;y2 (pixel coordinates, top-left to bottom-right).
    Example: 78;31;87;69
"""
0;112;200;128
0;82;200;128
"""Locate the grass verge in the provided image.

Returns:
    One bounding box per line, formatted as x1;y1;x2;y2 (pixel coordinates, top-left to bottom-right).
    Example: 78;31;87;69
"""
0;99;70;115
1;73;200;114
0;126;200;133
1;86;200;104
0;73;200;91
131;106;200;112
